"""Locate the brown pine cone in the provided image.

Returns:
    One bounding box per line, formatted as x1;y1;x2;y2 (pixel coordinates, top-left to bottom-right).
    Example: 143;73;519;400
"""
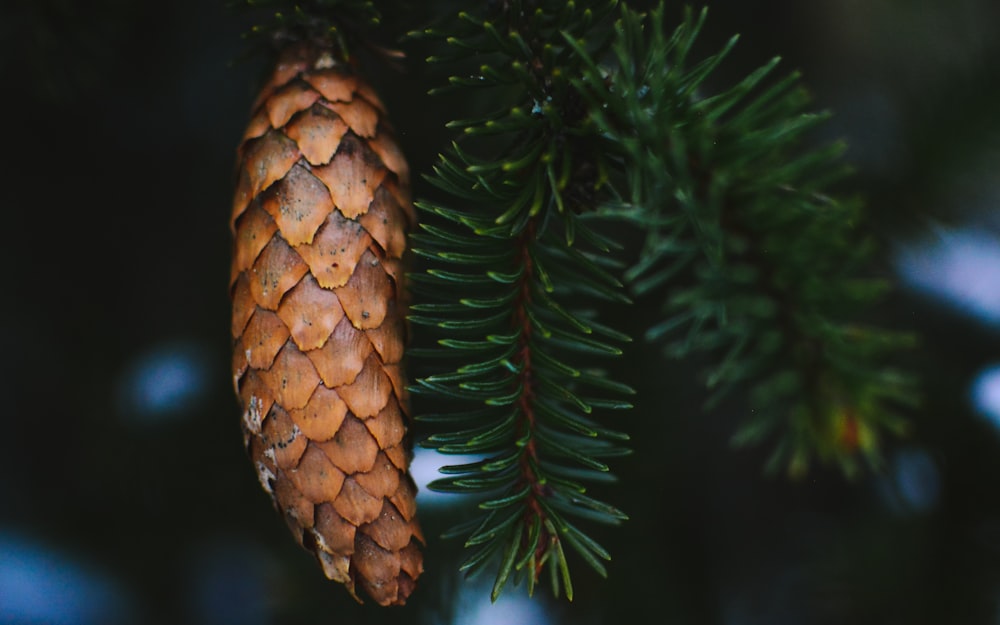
229;43;422;606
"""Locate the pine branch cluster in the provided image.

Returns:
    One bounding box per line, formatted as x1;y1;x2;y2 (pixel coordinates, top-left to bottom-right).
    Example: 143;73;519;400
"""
230;0;919;604
567;5;918;477
412;0;917;597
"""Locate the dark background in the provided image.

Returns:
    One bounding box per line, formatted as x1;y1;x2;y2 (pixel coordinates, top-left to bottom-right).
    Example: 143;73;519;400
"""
2;1;1000;624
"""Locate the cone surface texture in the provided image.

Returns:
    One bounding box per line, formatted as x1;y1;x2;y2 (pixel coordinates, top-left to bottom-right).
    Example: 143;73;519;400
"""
230;43;422;606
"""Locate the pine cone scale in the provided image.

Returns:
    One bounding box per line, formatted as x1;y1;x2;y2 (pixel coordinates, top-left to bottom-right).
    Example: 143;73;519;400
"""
286;110;349;166
289;385;348;442
261;164;333;246
241;309;289;369
264;81;321;129
276;275;345;352
231;206;278;279
305;317;372;388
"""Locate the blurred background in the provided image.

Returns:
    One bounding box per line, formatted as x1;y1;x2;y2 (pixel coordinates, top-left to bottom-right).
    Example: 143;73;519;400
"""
2;1;999;623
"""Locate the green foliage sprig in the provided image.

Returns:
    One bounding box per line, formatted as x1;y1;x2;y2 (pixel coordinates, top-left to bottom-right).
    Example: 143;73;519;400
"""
409;0;634;601
566;4;918;478
412;0;918;600
234;0;382;60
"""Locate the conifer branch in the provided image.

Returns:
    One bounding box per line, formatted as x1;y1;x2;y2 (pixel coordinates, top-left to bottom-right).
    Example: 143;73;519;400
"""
568;3;918;478
227;0;922;605
410;0;632;600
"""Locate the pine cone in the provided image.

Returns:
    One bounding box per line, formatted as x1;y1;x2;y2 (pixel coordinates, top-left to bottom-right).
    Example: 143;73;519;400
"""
230;43;422;606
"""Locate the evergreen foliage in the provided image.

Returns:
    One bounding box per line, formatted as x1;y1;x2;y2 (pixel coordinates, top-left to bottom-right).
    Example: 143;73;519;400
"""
232;0;919;603
409;0;634;601
564;4;919;478
412;0;917;599
235;0;382;60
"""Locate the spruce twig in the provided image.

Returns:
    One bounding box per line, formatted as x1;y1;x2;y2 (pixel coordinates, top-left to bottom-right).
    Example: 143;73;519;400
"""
415;0;918;599
410;0;632;601
569;3;918;478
